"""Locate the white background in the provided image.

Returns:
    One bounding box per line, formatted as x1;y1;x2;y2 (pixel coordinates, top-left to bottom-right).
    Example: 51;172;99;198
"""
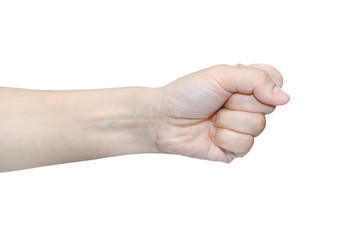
1;0;359;239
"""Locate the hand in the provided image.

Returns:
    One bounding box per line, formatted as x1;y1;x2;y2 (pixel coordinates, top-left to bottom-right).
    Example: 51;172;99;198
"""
156;64;290;163
0;64;289;172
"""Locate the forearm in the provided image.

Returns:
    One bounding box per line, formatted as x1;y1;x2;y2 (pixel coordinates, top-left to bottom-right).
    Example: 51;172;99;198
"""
0;86;163;172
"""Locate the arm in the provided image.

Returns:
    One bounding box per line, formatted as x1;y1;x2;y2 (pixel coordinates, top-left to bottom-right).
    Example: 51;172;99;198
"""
0;64;290;172
0;86;163;172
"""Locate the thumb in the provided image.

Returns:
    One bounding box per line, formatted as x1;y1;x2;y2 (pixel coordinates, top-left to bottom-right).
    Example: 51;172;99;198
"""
211;64;290;106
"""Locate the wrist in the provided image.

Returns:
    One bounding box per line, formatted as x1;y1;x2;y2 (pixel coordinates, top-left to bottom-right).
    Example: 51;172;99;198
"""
48;86;164;157
113;86;164;155
0;86;164;171
94;86;164;156
40;86;164;159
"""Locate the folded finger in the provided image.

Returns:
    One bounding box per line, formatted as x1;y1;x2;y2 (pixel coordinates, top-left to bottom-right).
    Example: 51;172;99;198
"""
246;63;284;87
212;127;254;157
224;93;275;114
214;109;266;137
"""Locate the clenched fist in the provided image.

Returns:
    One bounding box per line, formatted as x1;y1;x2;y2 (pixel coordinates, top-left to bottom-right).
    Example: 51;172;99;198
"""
156;64;290;163
0;63;290;172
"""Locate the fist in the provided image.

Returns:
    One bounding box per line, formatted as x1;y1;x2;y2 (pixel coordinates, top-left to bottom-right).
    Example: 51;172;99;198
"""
156;64;290;163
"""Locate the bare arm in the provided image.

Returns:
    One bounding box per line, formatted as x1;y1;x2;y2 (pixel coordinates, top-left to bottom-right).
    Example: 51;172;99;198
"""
0;86;163;172
0;64;290;172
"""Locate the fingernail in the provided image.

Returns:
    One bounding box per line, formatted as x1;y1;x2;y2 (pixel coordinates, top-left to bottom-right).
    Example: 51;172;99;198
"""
273;86;290;101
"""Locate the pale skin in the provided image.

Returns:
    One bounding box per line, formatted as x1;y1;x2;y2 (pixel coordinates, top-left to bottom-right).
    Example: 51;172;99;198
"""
0;64;290;172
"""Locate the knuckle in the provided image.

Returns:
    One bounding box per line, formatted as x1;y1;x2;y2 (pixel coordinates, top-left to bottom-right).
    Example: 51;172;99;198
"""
265;105;276;114
266;65;284;86
211;64;232;74
267;65;284;87
251;68;271;85
207;64;232;83
252;114;266;135
240;134;254;153
277;71;284;87
249;64;283;87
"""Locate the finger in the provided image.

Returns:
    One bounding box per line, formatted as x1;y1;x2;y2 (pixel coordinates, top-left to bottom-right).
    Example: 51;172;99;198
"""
212;127;254;157
223;150;245;163
215;109;266;137
210;64;290;106
234;63;283;87
247;64;284;87
224;93;275;114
